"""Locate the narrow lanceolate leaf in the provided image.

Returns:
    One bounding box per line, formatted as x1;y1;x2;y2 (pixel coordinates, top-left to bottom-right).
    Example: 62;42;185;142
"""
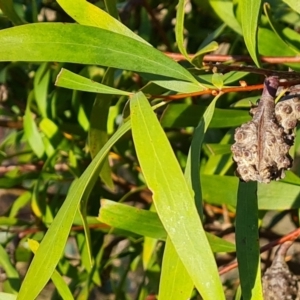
236;181;263;300
158;93;222;300
23;92;45;158
56;0;147;43
263;3;299;54
175;0;190;60
238;0;262;67
185;94;221;217
208;0;242;34
17;121;131;300
158;237;194;300
99;199;236;252
55;68;131;96
0;244;20;294
34;63;51;118
0;23;198;83
27;240;74;300
130;91;225;299
88;68;115;189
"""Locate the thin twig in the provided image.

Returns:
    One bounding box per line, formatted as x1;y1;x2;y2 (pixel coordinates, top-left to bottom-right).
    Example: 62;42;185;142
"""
204;64;300;79
165;52;300;64
150;79;300;101
219;227;300;275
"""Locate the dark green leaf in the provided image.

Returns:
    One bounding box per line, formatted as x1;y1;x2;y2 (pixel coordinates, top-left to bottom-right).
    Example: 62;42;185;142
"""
161;104;250;128
0;23;197;83
236;181;263;300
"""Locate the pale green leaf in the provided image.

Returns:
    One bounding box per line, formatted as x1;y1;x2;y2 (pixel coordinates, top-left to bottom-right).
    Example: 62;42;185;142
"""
158;237;193;300
57;0;147;43
55;68;131;95
0;244;20;294
211;73;224;90
28;239;74;300
23;92;45;158
17;121;131;300
98;199;235;252
238;0;262;67
0;293;17;300
34;63;50;118
208;0;242;34
175;0;190;60
130;91;225;299
282;0;300;14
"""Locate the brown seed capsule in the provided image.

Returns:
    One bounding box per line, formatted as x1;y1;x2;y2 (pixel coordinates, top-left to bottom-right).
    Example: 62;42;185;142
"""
231;77;295;183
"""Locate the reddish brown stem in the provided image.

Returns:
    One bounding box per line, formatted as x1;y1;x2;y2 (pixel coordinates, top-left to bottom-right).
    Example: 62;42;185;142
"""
165;52;300;64
151;79;300;101
219;227;300;275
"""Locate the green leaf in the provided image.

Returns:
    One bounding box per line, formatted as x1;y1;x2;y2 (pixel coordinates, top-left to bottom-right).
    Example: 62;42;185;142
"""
55;68;131;95
98;199;236;252
0;0;25;25
104;0;119;19
222;71;249;84
130;91;225;299
175;0;190;60
158;237;194;300
28;239;74;300
202;174;300;210
0;244;20;294
258;28;296;56
191;41;219;67
282;0;300;14
208;0;242;34
185;94;221;216
34;63;51;118
236;181;263;300
23;92;45;158
56;0;147;43
17;121;131;300
147;80;205;93
0;23;197;83
238;0;262;67
9;191;31;218
160;104;251;128
203;144;232;156
88;68;115;189
199;24;226;49
159;93;223;300
263;3;299;54
99;199;167;240
0;293;17;300
211;73;224;89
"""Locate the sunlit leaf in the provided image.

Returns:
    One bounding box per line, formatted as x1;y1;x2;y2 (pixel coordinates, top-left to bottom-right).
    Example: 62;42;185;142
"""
130;91;225;299
56;0;146;43
238;0;262;67
17;121;131;299
55;68;131;95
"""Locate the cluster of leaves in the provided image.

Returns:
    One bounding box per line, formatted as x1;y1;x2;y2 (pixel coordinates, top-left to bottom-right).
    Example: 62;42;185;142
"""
0;0;300;299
